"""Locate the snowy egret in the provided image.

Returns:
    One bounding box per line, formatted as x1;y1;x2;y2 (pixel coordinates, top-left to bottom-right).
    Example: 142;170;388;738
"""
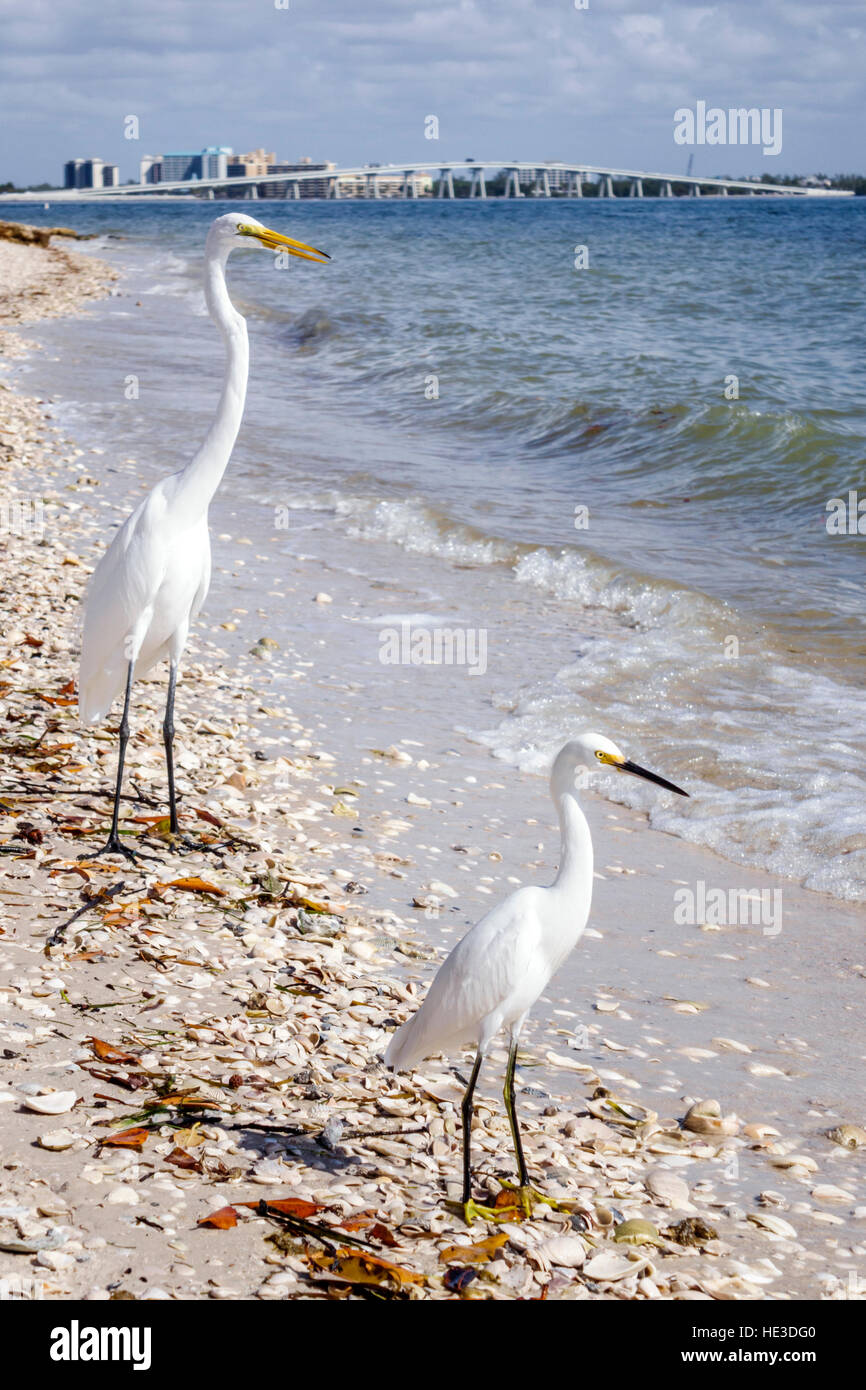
385;732;688;1222
78;213;329;860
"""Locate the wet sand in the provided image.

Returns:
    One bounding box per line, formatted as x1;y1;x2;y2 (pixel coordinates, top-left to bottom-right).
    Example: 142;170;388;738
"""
0;230;863;1302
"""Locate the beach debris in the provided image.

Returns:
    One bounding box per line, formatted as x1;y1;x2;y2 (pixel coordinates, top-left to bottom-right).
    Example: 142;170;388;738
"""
613;1219;663;1247
21;1090;77;1115
0;241;854;1301
0;219;96;247
826;1124;866;1150
682;1098;738;1136
664;1217;719;1247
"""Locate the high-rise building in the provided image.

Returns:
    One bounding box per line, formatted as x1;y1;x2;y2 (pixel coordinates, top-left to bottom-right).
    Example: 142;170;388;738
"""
201;146;233;180
139;155;162;184
262;158;335;198
79;158;104;188
64;156;119;188
160;152;202;182
227;148;276;179
157;147;233;183
519;162;568;192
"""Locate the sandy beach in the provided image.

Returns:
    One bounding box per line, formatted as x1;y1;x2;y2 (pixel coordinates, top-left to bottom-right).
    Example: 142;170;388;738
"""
0;229;864;1303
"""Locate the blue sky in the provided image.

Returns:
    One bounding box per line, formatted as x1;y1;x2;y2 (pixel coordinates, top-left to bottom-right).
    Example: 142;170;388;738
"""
1;0;864;185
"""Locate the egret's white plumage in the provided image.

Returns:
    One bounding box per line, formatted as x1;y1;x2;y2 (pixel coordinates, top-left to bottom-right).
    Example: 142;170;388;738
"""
78;213;329;857
386;732;688;1216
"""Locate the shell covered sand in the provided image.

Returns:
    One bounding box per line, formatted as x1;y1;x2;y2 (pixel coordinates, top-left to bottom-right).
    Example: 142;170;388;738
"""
0;231;863;1301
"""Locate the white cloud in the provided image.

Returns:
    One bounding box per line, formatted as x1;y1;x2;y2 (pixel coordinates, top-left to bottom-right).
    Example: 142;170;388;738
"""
0;0;862;183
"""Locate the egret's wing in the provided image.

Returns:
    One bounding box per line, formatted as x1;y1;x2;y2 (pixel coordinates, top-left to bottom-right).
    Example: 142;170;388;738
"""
78;485;172;723
385;886;544;1070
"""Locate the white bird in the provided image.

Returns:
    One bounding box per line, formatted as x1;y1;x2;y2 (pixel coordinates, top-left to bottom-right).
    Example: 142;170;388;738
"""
78;213;329;859
386;732;688;1222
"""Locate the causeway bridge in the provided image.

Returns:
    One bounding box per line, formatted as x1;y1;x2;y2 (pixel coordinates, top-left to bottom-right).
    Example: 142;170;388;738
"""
25;160;842;201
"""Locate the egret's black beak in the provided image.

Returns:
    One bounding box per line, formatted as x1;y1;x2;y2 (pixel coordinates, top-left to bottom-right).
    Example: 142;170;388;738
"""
618;759;689;797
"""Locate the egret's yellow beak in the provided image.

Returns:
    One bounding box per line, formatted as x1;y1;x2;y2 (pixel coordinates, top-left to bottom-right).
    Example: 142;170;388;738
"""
239;223;330;263
599;751;688;797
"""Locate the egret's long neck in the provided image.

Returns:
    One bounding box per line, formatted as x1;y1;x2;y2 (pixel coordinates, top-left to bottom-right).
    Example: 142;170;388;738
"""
552;786;594;905
174;241;249;517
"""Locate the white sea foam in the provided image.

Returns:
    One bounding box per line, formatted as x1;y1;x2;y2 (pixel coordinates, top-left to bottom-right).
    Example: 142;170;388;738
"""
310;498;866;902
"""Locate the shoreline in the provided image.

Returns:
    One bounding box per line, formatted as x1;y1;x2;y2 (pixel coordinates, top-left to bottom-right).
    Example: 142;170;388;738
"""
0;228;863;1302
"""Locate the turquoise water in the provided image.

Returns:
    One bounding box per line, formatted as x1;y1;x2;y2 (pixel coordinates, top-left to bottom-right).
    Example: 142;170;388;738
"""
6;195;866;898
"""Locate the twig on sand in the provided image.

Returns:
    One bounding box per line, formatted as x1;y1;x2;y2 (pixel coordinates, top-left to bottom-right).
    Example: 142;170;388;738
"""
45;878;126;953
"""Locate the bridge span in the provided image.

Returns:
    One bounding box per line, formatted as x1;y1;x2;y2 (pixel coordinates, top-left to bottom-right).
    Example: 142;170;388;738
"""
16;160;847;202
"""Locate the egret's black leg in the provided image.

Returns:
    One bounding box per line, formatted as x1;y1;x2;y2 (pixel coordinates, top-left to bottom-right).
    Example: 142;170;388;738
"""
503;1039;530;1188
159;663;228;855
497;1039;573;1217
461;1050;484;1206
82;662;156;863
163;660;179;835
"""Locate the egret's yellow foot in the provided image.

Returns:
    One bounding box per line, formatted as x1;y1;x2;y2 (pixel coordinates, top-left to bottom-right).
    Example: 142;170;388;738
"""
462;1197;504;1225
496;1180;572;1218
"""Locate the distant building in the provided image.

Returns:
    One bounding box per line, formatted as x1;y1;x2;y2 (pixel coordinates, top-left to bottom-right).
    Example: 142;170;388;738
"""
151;147;233;183
64;156;118;189
519;162;568;192
139;155;162;184
201;146;233;180
160;152;203;182
227;148;276;179
261;158;336;198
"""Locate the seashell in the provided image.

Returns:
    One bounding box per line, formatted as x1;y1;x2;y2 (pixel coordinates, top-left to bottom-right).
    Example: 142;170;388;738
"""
584;1252;644;1282
22;1090;77;1115
811;1184;855;1204
682;1098;738;1136
538;1235;586;1268
743;1123;780;1141
768;1153;817;1173
746;1212;798;1239
646;1166;691;1208
37;1128;79;1151
613;1219;662;1246
826;1124;866;1150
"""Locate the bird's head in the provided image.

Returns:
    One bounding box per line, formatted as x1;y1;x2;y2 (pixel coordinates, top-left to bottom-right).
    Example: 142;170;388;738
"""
208;212;330;264
553;731;688;799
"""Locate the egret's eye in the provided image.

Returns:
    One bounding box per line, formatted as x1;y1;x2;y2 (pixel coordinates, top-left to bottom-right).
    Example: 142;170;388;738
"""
595;750;604;760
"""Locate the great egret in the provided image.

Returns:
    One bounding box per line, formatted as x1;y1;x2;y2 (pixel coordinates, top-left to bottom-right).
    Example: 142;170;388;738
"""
78;213;329;860
385;732;688;1222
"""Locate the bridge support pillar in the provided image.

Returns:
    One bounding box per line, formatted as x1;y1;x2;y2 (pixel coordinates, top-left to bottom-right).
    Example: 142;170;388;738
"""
719;186;728;196
330;177;340;198
505;169;521;197
601;175;614;197
291;181;300;200
690;182;701;196
246;184;258;199
567;172;583;197
470;168;487;198
437;169;455;198
630;178;643;197
661;181;673;197
403;170;416;197
541;170;551;197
